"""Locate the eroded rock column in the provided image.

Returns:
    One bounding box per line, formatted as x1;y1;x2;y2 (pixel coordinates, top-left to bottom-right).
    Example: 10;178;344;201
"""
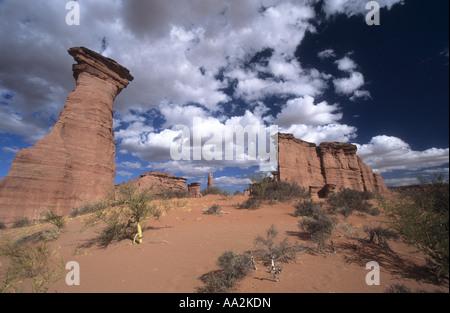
0;47;133;223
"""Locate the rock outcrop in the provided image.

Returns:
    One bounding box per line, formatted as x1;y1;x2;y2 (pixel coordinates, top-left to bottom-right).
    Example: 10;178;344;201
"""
188;182;202;198
276;133;389;198
207;173;214;190
0;47;133;223
117;171;187;195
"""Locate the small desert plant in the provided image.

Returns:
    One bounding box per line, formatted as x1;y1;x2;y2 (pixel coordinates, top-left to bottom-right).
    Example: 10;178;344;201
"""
327;188;377;218
293;199;323;217
70;201;108;217
384;284;412;293
203;204;223;215
201;187;231;197
12;217;31;228
83;185;162;247
237;196;263;210
233;190;243;196
253;225;304;264
363;226;399;249
0;241;64;293
197;251;253;293
0;221;6;230
298;207;337;251
381;177;449;276
250;174;308;203
158;189;190;199
41;208;66;233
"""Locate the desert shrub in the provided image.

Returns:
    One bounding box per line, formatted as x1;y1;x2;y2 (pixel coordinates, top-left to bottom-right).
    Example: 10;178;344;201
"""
250;174;308;203
384;284;412;293
233;190;243;196
381;177;449;276
197;251;253;293
237;196;263;210
14;230;61;245
238;174;308;210
70;201;108;217
203;204;223;215
12;217;31;228
83;185;162;247
41;208;66;233
261;181;307;203
0;221;6;230
293;199;323;217
327;188;377;218
96;215;131;248
253;225;304;264
363;226;399;249
298;208;337;251
201;187;231;197
158;189;189;199
0;241;64;293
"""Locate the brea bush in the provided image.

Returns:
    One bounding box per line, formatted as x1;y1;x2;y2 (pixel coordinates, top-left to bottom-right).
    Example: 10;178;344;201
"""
293;199;323;217
197;251;253;293
0;241;64;293
327;188;377;218
381;177;449;276
83;185;162;247
298;207;337;251
203;204;223;215
253;225;304;264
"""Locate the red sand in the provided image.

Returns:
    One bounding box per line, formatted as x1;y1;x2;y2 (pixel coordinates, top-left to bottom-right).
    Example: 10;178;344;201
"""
1;195;448;293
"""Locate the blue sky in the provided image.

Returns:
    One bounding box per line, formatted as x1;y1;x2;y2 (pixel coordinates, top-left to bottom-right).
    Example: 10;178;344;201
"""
0;0;448;192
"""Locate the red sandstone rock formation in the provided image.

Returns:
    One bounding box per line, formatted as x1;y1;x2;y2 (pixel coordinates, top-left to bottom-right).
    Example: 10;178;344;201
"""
277;133;389;198
0;47;133;223
188;182;202;198
117;171;187;195
207;173;214;190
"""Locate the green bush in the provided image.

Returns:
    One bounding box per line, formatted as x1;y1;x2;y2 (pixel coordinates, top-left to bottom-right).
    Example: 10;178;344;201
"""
238;174;308;210
41;208;66;232
250;174;308;203
70;201;108;217
197;251;253;293
298;207;337;251
363;226;399;249
253;225;304;264
0;241;64;293
12;217;31;228
158;189;190;199
201;187;231;196
203;204;223;215
237;196;263;210
293;199;323;217
83;185;162;247
381;178;449;276
327;188;377;218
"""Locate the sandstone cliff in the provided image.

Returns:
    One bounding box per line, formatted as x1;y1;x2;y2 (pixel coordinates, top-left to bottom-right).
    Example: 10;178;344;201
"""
0;47;133;223
117;171;187;195
277;133;389;198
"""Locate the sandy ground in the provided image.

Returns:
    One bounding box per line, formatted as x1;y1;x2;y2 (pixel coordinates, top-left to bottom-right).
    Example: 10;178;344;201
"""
0;194;448;293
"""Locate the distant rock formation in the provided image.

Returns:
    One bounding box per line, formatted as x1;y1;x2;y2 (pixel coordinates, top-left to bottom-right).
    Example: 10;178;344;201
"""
276;133;389;198
117;171;187;195
188;182;202;198
207;173;214;190
0;47;133;223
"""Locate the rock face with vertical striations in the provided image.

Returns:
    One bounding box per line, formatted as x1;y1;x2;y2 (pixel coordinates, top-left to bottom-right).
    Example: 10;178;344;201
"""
188;182;202;198
0;47;133;224
276;133;389;198
207;173;214;190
